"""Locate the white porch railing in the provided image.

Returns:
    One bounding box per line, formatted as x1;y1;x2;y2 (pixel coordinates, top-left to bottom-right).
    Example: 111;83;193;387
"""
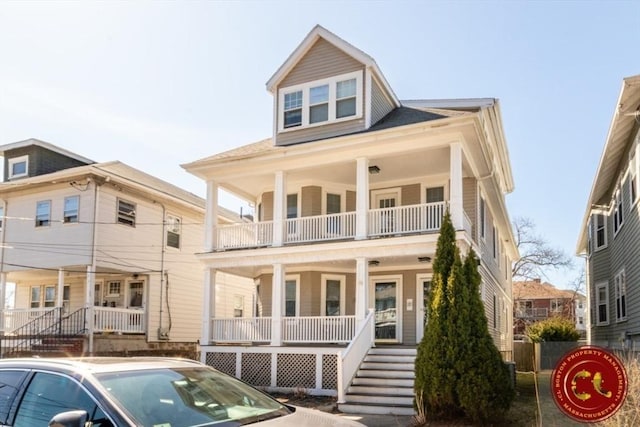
217;221;274;250
210;318;272;343
209;315;357;344
282;316;356;343
1;308;57;334
93;307;145;333
368;201;446;236
337;309;375;402
213;202;452;250
285;212;356;244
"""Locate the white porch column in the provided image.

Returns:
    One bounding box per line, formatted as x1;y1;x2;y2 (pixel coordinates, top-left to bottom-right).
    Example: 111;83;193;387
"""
0;272;6;331
205;180;219;252
57;268;64;308
271;263;284;346
355;158;369;240
273;171;286;247
450;143;463;230
355;257;370;321
86;265;95;353
201;268;216;345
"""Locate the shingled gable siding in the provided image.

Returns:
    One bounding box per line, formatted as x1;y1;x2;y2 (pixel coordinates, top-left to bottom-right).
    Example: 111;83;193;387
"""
276;38;366;146
371;77;395;125
301;186;322;217
4;146;89;180
463;177;478;242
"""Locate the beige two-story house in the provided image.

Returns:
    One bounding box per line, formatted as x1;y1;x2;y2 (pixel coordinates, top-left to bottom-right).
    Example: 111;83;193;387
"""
0;139;253;356
183;25;518;415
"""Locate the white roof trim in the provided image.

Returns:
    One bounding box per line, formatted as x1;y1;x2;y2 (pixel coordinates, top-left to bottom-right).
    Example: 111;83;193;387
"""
0;138;95;164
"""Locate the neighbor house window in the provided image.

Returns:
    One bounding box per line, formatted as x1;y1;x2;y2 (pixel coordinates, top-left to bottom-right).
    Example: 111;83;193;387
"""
8;155;28;179
593;213;607;250
321;275;345;316
64;196;79;223
278;71;362;131
35;201;51;227
233;295;244;318
107;281;121;297
166;214;181;249
284;277;299;317
117;199;136;227
30;286;41;309
44;286;55;308
613;189;623;234
596;282;609;325
615;269;627;321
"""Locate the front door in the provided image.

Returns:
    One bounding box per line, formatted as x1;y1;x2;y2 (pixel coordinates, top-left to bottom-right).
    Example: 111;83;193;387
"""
371;276;402;343
416;274;432;343
372;189;400;234
127;281;145;309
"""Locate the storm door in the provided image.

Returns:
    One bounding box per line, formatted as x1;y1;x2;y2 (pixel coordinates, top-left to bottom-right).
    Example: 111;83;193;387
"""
371;277;402;343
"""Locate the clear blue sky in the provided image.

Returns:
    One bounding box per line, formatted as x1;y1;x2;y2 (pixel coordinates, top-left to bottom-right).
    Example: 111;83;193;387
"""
1;1;638;289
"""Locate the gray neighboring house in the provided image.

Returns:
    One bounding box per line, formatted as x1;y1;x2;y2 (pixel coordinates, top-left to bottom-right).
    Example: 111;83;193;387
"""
577;74;640;349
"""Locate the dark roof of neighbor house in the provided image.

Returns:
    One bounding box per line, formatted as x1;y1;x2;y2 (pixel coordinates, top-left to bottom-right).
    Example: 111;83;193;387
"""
513;280;580;300
0;138;95;164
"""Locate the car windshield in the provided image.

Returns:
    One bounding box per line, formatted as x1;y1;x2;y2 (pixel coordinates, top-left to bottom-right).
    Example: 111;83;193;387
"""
95;366;290;426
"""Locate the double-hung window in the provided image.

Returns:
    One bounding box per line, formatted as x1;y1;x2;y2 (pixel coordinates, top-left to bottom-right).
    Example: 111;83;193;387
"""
166;214;181;249
321;275;345;316
284;277;299;317
595;282;609;325
593;213;607;250
479;197;486;239
64;196;79;223
8;155;28;179
36;200;51;227
279;71;362;131
613;189;623;234
615;269;627;321
117;199;136;227
426;186;444;203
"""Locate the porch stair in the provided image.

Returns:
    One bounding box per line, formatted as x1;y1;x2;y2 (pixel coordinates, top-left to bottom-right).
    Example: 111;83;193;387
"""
338;347;416;416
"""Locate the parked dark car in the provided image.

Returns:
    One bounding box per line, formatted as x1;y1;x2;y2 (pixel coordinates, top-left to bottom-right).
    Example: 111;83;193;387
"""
0;357;364;426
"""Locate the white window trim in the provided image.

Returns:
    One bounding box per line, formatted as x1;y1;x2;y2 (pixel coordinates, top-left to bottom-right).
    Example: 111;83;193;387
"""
283;274;300;317
612;188;624;236
614;269;627;322
8;155;28;179
592;212;608;252
421;182;448;204
166;213;182;249
595;281;609;326
107;281;121;297
322;189;345;214
35;200;51;228
117;198;136;227
320;274;346;316
278;70;363;132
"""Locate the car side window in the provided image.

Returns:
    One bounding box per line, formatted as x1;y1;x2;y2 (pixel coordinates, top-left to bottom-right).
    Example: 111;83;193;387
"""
0;370;28;424
14;372;113;426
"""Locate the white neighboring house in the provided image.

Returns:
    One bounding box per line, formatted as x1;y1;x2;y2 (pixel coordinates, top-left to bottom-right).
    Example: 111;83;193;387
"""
183;25;518;415
0;139;254;356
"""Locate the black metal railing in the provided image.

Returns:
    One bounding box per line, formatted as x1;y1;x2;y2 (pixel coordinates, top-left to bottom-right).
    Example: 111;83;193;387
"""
0;307;87;358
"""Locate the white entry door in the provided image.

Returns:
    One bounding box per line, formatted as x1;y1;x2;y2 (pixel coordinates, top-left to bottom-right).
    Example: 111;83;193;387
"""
372;189;400;234
416;274;432;343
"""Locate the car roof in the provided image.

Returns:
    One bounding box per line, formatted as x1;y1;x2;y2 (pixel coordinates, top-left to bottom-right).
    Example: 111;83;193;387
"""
0;357;205;375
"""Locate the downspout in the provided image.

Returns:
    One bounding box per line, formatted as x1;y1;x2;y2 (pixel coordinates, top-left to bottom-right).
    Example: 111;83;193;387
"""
157;201;168;340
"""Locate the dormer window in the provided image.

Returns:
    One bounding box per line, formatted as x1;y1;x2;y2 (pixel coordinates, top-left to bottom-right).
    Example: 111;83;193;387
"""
278;70;362;132
8;155;28;179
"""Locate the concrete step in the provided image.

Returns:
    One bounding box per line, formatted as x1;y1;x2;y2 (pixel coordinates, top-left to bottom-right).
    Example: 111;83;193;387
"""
338;402;415;416
368;347;417;356
351;377;414;387
344;394;413;406
347;385;414;396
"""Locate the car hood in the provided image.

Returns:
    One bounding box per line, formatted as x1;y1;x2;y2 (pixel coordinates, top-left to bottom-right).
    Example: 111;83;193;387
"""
258;406;365;426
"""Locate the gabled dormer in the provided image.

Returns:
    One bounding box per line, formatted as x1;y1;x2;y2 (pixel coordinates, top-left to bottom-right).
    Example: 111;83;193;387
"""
266;25;400;146
0;138;94;182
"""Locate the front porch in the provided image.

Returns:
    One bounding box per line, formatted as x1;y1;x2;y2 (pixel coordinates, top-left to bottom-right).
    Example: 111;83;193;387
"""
1;306;146;335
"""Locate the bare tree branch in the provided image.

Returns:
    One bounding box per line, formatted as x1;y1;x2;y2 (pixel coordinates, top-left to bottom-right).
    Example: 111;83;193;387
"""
511;216;574;281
